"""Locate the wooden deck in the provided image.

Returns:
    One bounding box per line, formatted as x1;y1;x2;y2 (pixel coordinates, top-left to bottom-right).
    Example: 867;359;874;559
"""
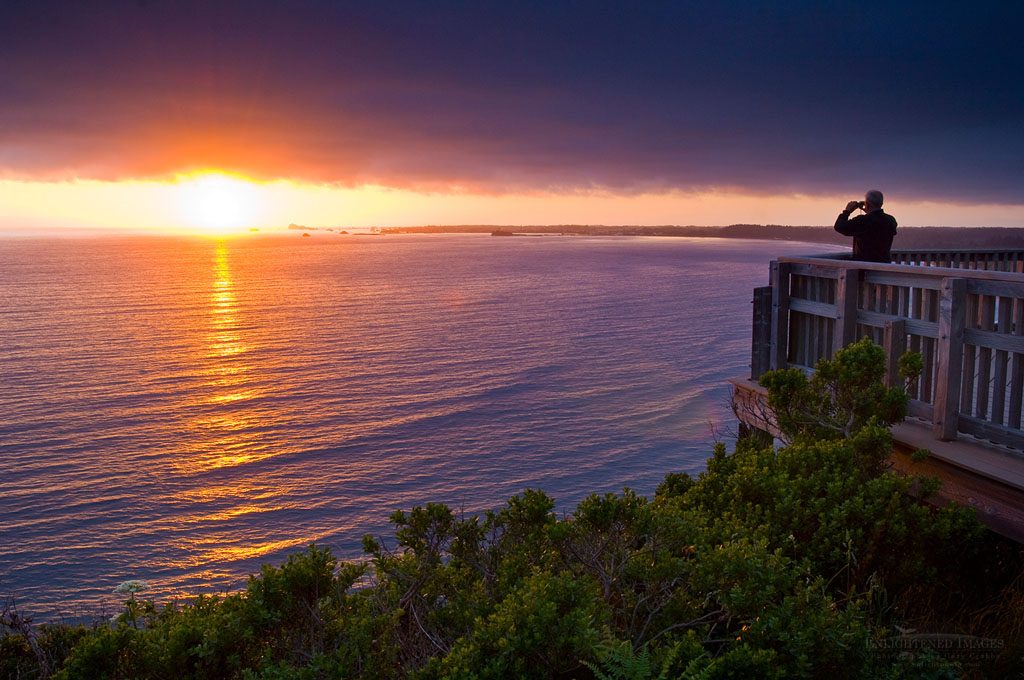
734;248;1024;540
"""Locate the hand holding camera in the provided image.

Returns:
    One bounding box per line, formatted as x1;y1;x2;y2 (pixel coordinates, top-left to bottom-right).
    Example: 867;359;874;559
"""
845;200;865;213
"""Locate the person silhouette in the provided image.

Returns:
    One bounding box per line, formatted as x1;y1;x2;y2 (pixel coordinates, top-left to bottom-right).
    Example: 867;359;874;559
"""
834;189;898;263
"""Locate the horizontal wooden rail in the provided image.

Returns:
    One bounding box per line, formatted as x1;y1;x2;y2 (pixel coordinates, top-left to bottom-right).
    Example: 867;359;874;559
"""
751;249;1024;451
892;249;1024;274
780;255;1024;283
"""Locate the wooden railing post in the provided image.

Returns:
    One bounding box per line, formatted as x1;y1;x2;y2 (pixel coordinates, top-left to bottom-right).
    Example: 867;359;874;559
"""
883;318;907;387
933;278;967;441
769;261;791;370
751;286;772;379
833;268;860;351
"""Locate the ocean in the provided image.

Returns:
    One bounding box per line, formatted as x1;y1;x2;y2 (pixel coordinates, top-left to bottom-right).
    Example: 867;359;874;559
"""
0;233;842;617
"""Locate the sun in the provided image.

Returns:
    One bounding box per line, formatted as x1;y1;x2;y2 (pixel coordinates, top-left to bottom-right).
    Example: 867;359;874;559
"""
177;172;261;234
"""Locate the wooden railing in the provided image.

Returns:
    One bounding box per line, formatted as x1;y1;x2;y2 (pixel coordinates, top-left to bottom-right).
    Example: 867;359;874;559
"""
750;249;1024;450
892;249;1024;273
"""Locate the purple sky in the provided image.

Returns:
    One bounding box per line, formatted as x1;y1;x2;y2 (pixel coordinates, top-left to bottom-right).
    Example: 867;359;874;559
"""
2;1;1022;204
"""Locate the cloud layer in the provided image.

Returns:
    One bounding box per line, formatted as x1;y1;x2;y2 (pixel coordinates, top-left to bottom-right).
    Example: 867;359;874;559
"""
2;1;1022;203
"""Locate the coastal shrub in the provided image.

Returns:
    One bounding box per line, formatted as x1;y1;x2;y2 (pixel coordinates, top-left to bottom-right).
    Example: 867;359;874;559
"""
48;545;377;680
668;433;981;596
758;336;921;446
426;571;605;679
10;339;1020;678
0;607;88;680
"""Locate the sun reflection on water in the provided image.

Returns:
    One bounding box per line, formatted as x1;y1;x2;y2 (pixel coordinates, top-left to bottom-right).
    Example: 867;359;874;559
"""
176;243;273;473
165;241;304;573
207;246;250;362
174;536;316;567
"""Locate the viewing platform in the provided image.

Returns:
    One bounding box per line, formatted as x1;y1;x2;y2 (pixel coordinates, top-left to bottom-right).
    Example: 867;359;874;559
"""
731;248;1024;540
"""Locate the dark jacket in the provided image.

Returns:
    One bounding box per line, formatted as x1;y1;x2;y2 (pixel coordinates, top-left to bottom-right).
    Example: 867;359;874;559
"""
834;209;898;263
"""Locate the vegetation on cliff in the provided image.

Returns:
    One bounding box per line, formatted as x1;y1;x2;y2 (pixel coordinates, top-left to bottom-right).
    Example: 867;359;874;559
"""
3;340;1023;678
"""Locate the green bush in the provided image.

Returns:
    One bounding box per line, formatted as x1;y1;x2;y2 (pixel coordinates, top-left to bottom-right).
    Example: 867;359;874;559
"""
759;337;919;448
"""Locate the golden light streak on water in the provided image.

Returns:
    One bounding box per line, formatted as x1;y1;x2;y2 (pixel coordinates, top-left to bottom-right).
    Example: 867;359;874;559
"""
181;482;281;505
204;243;255;402
162;242;297;569
191;504;276;523
183;537;317;566
176;242;270;473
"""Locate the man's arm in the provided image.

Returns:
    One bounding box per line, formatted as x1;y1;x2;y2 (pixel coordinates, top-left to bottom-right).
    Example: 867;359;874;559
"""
834;211;868;236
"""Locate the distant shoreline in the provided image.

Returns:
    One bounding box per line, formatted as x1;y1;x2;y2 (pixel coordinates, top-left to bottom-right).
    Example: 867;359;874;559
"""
378;224;1024;250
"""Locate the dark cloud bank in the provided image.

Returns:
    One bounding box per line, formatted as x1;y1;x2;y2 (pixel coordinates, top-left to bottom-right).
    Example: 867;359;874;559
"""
1;1;1022;203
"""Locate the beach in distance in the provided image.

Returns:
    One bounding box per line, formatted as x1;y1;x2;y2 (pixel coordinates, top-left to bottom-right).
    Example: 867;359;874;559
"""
0;233;843;617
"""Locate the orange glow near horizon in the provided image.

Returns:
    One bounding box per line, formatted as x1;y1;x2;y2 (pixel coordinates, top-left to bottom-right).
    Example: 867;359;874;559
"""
0;174;1022;233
